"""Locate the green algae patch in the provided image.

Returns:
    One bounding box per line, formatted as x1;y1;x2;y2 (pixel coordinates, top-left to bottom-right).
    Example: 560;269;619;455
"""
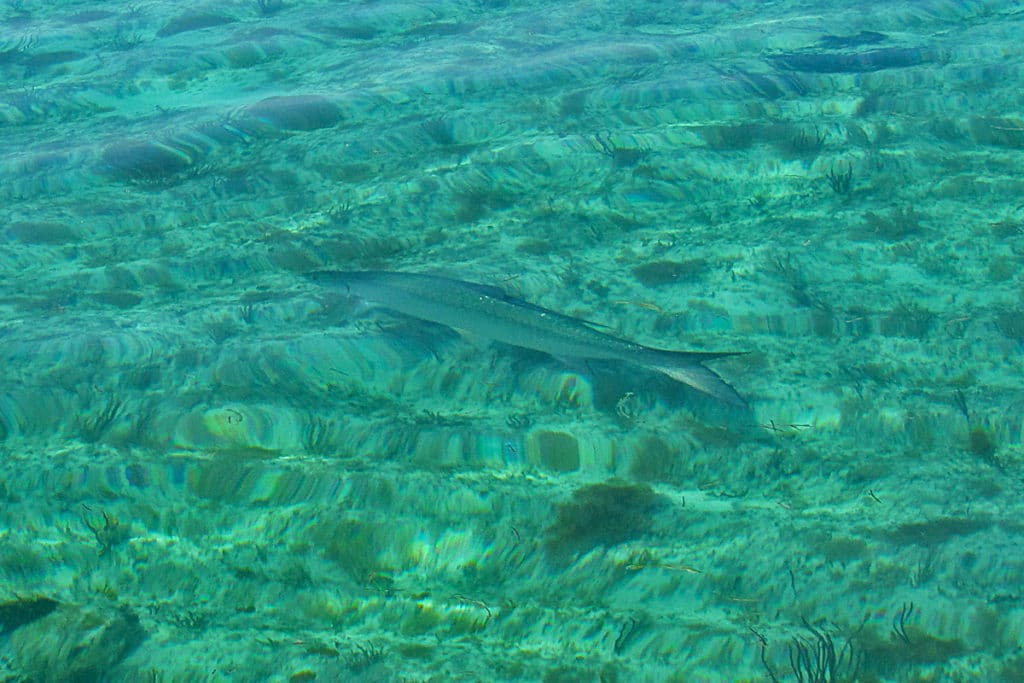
820;536;870;563
627;436;678;483
884;517;991;547
545;481;664;561
7;221;79;245
858;623;968;671
631;259;708;286
0;597;58;634
968;426;998;463
313;518;393;580
396;642;434;660
10;604;146;682
398;599;489;638
528;430;580;472
400;601;445;636
92;291;143;309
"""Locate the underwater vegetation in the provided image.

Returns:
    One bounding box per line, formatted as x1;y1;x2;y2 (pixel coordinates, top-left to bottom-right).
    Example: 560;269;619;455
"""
345;642;387;674
855;206;926;241
593;132;649;168
699;122;763;150
0;596;59;634
757;606;973;682
11;604;147;682
781;127;828;158
5;220;80;245
771;254;827;309
421;117;458;146
856;610;970;680
985;255;1016;282
530;430;581;472
631;259;709;287
967;425;998;465
75;397;124;443
880;300;936;339
995;308;1024;343
826;163;854;195
451;184;519;223
80;505;133;555
544;481;664;561
627;436;678;483
882;516;991;547
757;618;861;683
303;416;340;456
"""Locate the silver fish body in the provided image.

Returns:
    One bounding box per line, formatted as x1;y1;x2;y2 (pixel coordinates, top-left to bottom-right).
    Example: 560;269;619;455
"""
307;270;745;406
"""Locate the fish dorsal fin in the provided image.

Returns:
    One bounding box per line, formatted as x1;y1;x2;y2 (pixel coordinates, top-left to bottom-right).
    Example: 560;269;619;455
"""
462;281;514;300
507;298;613;330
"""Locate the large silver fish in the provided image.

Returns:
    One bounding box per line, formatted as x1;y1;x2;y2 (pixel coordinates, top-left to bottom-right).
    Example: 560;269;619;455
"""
307;270;745;406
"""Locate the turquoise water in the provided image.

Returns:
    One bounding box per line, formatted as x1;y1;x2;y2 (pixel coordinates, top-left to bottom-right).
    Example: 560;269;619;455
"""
2;0;1023;680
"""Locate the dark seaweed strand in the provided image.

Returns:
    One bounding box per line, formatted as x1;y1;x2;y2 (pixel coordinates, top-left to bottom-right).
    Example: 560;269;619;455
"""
750;626;781;683
787;618;861;683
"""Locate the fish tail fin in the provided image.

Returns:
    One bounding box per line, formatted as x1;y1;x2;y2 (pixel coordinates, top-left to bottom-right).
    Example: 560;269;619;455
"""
647;351;747;407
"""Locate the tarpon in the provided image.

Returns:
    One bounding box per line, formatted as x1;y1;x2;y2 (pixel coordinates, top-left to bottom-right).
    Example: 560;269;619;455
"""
306;270;746;406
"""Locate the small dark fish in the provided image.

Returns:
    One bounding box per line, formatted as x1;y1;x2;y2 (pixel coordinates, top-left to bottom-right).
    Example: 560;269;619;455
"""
307;270;746;406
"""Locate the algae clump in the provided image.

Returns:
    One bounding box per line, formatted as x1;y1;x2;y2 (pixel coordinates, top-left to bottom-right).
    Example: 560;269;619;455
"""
545;481;664;560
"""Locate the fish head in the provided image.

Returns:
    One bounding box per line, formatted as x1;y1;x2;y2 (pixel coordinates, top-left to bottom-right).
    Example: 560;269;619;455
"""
305;270;365;292
305;270;399;302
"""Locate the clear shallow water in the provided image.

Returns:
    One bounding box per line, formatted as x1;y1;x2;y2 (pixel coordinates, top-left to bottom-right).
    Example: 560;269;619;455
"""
1;0;1023;680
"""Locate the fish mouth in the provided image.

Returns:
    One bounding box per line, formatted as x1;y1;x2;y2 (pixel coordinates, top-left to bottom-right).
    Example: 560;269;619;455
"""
304;270;340;282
